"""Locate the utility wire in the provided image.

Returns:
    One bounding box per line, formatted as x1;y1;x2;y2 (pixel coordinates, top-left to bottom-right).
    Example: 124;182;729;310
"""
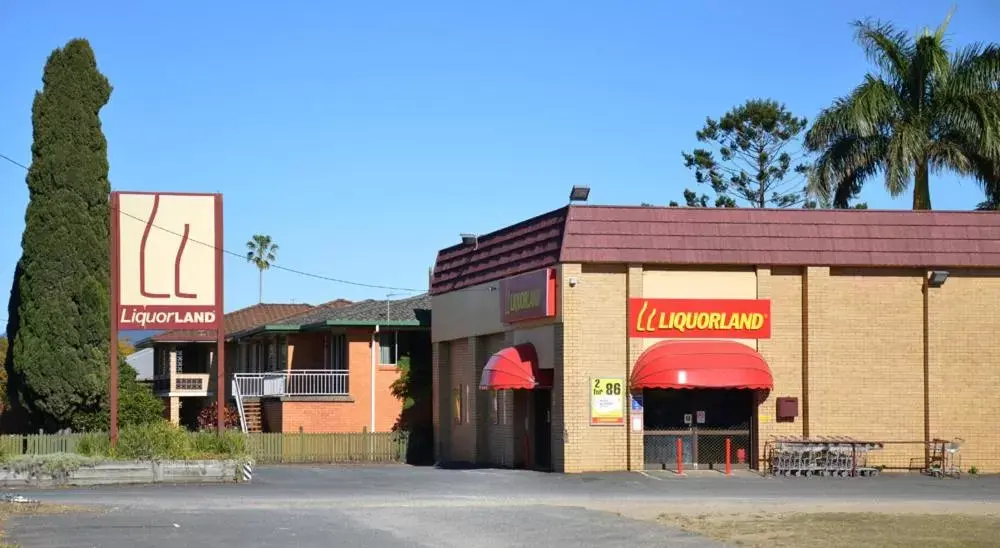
0;152;426;293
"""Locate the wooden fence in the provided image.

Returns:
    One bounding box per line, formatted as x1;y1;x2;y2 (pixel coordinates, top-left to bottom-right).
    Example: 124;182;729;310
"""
0;430;408;464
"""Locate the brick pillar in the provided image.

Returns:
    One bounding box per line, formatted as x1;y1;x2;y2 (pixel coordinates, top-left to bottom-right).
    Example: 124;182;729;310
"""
626;264;644;471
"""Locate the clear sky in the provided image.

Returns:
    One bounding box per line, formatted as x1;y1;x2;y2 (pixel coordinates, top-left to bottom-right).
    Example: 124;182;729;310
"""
1;0;997;317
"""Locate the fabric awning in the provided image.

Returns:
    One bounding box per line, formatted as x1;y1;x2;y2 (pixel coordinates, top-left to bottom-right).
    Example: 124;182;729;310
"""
631;340;773;390
479;343;552;390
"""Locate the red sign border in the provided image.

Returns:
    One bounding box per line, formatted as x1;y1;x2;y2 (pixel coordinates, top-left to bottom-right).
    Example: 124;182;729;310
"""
499;267;558;324
627;298;771;339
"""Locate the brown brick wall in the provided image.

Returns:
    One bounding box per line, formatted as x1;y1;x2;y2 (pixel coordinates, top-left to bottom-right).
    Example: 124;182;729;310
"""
560;263;629;473
288;334;325;370
448;339;476;463
927;270;1000;472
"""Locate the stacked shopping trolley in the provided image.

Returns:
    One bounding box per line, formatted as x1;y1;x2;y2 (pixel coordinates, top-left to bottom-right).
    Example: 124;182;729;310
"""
766;436;884;477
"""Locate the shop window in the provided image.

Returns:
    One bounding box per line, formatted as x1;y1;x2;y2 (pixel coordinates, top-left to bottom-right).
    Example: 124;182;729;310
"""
379;330;414;366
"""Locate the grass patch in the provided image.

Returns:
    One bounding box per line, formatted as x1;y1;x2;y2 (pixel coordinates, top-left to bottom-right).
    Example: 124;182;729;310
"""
659;512;1000;547
0;501;85;548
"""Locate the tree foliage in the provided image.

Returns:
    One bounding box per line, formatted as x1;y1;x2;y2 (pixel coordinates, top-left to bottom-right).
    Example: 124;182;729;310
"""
72;355;165;432
678;99;816;208
0;337;7;411
4;39;113;432
246;234;278;303
806;10;1000;209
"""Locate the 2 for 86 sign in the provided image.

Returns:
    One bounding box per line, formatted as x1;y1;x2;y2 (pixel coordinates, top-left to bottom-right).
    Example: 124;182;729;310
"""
590;378;625;425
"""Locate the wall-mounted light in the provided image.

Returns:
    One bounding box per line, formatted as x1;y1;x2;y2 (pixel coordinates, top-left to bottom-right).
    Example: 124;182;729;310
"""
569;185;590;202
927;270;949;288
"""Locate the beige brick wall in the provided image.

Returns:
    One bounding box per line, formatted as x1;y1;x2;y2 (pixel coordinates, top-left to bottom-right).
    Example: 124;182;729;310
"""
756;267;806;448
560;263;629;473
927;270;1000;472
807;267;925;468
432;340;450;462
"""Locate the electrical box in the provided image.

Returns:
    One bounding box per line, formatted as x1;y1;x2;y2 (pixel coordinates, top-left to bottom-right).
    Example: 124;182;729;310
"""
776;397;799;421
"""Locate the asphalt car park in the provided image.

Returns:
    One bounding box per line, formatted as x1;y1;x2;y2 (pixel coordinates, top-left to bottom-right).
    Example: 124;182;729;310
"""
6;465;999;547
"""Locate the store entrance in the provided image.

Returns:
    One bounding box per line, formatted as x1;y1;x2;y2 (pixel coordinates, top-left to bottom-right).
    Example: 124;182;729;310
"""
642;389;756;470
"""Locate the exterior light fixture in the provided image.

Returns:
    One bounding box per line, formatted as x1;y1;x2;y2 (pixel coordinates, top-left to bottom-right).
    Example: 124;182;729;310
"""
927;270;949;288
460;233;478;246
569;185;591;202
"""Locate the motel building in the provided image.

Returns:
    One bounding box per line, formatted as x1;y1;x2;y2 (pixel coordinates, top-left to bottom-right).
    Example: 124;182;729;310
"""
429;198;1000;474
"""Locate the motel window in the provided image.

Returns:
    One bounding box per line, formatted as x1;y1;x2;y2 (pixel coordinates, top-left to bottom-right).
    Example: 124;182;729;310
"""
379;330;414;366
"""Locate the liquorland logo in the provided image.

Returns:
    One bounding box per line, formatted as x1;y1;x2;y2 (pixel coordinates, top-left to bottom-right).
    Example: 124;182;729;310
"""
119;308;217;329
627;298;772;339
506;288;542;315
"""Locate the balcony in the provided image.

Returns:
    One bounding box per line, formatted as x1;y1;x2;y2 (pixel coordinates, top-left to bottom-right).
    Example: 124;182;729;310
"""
153;373;211;397
233;370;349;398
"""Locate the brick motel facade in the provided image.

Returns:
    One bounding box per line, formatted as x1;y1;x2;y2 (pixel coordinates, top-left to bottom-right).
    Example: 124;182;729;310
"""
430;204;1000;474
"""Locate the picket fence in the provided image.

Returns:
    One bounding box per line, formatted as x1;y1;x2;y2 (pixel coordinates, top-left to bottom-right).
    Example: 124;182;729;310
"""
0;430;408;464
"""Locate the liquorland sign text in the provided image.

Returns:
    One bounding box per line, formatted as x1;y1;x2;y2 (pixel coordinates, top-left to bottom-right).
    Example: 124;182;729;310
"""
628;298;771;339
499;268;557;323
112;192;223;330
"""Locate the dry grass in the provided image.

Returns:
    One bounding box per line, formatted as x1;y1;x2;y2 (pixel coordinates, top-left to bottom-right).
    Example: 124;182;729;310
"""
659;511;1000;547
0;501;85;548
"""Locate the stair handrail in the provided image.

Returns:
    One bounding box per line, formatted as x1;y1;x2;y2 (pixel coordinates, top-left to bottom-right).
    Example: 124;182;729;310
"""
232;378;249;435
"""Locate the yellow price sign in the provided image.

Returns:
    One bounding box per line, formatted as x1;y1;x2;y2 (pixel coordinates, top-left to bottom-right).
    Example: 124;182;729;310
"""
590;377;625;425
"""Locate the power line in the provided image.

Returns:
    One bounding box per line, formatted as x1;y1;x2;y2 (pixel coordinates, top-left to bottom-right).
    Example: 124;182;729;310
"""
0;152;425;293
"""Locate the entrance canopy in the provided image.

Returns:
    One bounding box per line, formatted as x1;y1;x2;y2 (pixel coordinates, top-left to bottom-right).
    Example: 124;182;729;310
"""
479;343;553;390
631;340;773;390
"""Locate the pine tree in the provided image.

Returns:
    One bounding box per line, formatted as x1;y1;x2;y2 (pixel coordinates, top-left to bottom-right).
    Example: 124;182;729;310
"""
4;39;113;431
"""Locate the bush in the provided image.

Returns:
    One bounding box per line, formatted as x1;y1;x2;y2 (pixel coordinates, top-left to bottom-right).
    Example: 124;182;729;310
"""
114;421;190;460
2;453;101;479
196;402;240;431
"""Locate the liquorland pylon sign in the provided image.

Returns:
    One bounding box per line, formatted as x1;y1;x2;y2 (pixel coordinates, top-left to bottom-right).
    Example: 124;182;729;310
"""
109;192;225;441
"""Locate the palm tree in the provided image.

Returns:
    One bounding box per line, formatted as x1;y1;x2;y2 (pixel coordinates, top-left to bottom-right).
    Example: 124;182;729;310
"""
805;10;1000;209
246;234;278;303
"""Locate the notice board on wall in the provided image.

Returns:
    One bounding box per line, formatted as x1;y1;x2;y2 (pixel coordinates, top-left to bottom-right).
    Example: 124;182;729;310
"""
590;377;625;425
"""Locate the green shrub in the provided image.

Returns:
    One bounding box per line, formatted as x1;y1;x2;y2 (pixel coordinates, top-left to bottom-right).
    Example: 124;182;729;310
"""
2;453;100;479
112;421;191;460
187;430;247;458
76;432;111;457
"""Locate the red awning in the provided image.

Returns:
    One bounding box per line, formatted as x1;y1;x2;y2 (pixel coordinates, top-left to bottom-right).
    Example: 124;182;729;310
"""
631;340;773;390
479;343;553;390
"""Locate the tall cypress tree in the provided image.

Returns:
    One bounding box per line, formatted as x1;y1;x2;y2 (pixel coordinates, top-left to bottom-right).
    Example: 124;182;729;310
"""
4;39;113;432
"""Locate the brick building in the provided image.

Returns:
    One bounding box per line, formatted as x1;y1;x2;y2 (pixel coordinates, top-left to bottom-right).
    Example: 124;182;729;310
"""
229;294;432;434
138;303;313;427
430;203;1000;474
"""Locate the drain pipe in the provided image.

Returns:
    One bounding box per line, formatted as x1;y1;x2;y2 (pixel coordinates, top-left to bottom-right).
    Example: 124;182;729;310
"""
371;324;379;434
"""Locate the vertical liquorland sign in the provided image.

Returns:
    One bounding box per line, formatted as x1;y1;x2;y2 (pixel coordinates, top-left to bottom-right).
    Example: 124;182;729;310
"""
110;192;225;441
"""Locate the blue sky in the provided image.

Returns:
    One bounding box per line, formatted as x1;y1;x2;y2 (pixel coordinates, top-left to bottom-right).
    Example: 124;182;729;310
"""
1;0;997;317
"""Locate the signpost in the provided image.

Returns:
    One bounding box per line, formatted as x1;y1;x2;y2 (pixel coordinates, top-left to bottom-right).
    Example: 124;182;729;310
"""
590;377;625;425
110;192;225;443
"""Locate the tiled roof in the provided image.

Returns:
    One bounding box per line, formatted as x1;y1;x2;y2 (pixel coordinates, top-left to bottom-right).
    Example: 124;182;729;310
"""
431;205;1000;294
144;303;314;344
271;293;431;327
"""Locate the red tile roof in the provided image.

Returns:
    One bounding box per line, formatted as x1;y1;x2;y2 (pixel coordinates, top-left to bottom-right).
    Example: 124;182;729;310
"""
431;205;1000;294
148;303;314;343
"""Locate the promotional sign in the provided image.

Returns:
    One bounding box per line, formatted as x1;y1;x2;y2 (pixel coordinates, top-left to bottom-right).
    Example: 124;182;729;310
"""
590;377;625;425
112;192;223;330
499;268;557;323
628;298;771;339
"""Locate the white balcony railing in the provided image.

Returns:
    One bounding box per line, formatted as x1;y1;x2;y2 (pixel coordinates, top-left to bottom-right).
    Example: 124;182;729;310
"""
232;370;349;397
